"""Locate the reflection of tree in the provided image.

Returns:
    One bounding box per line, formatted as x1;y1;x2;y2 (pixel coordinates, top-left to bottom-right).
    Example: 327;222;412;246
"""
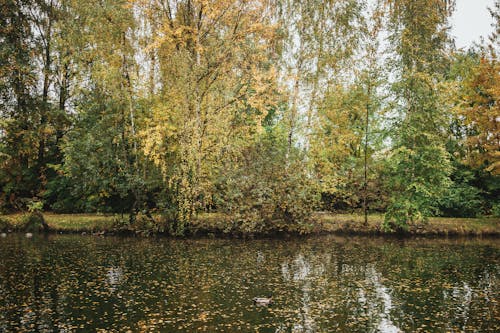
105;266;124;292
276;237;499;332
441;271;498;332
376;240;500;332
289;254;316;332
0;235;498;332
358;264;401;333
448;282;473;328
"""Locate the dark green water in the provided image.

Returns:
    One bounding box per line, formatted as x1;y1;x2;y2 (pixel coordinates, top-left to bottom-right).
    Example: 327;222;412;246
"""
0;235;498;332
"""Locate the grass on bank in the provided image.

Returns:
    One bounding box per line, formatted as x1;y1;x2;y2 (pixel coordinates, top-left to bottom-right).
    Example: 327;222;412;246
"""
313;212;500;236
1;212;499;236
1;213;115;232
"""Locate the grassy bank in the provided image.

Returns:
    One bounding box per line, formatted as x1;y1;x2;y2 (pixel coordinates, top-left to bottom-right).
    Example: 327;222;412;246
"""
313;213;500;236
1;213;115;233
1;212;499;237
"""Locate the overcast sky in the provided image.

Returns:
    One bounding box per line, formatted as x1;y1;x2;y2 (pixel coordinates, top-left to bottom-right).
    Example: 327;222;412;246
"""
451;0;496;49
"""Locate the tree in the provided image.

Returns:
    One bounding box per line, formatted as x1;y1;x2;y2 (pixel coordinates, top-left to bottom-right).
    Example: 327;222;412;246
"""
383;0;455;230
0;0;37;210
458;1;499;175
440;2;500;216
357;1;385;224
137;0;280;234
0;0;73;211
309;1;384;219
60;0;154;219
272;0;365;150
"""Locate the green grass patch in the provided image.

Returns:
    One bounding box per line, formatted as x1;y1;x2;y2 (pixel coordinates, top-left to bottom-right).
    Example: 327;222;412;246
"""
0;212;498;236
313;212;500;236
421;216;500;235
44;213;116;232
1;213;116;232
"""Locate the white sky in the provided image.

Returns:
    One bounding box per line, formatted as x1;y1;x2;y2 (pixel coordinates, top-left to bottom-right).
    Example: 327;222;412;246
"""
451;0;496;49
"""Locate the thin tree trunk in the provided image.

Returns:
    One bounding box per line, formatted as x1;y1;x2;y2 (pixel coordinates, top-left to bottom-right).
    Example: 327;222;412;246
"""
363;83;370;226
194;6;204;213
149;10;156;96
38;1;54;181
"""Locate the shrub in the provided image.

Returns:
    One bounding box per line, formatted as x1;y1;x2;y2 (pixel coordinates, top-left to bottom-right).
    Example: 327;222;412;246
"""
217;130;319;234
0;217;13;232
492;202;500;217
20;212;49;232
438;183;485;217
111;212;167;235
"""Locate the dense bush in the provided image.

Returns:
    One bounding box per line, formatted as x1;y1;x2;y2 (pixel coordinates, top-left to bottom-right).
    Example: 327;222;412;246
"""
0;217;12;232
492;203;500;217
217;130;319;233
438;183;484;218
112;212;167;235
20;212;49;232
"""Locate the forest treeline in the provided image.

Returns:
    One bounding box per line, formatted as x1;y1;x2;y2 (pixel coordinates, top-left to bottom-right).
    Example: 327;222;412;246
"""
0;0;499;234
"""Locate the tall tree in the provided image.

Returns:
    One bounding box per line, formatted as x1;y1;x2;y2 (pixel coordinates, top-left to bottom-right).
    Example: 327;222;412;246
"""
359;1;384;224
273;0;364;150
60;0;151;218
459;1;499;175
0;0;73;211
137;0;280;234
309;1;384;217
0;0;47;209
383;0;455;229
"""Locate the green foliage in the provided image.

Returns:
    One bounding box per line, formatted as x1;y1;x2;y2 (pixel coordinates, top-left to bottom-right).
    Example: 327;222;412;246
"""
0;217;13;232
439;184;484;218
27;200;43;213
492;203;500;217
384;145;452;230
43;164;83;213
437;164;485;217
62;93;140;213
0;0;498;235
383;0;454;230
217;129;319;233
20;211;48;232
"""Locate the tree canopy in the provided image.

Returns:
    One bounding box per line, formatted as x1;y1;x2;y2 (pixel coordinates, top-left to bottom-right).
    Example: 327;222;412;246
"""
1;0;499;234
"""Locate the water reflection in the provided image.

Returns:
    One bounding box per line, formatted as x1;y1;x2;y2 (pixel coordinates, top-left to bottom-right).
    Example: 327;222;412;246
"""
105;266;124;292
0;235;498;332
363;264;400;333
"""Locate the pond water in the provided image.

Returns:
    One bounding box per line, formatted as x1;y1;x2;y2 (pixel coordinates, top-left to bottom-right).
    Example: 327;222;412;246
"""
0;234;498;332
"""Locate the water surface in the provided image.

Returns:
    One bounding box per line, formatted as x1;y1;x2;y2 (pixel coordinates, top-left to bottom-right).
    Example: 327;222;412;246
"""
0;234;498;332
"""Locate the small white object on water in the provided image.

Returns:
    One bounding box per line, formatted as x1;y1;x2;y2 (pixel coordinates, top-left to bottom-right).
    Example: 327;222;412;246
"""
25;233;33;238
0;233;6;238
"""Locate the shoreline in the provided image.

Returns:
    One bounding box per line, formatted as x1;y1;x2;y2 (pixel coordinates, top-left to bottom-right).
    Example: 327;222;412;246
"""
1;212;499;238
